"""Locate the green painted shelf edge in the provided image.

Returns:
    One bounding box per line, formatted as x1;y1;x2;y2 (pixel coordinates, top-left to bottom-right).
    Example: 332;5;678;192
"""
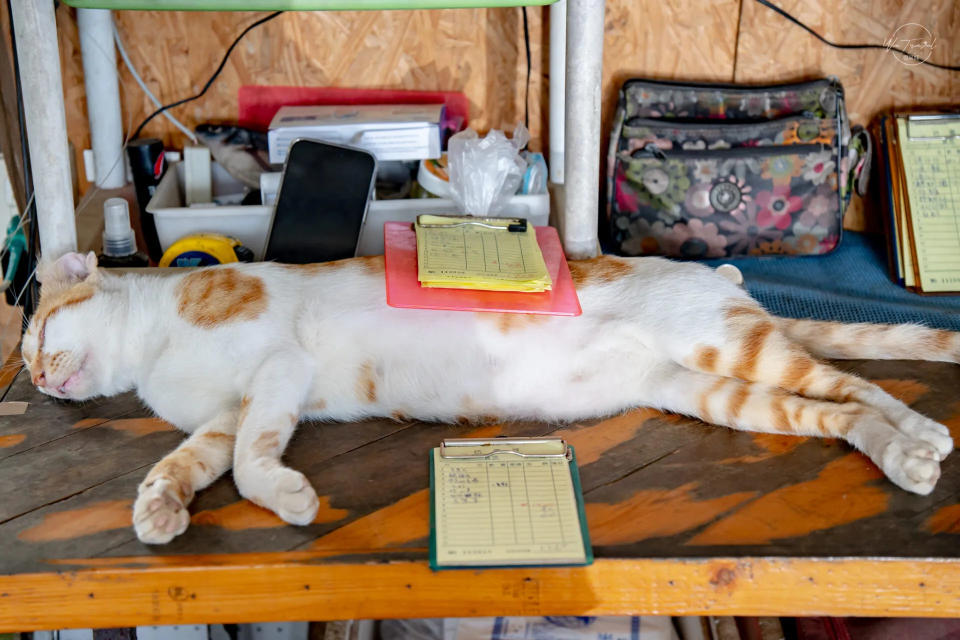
62;0;556;9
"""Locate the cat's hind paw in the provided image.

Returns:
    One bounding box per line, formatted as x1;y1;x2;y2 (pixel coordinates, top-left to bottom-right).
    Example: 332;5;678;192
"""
880;436;942;496
896;414;953;460
133;477;191;544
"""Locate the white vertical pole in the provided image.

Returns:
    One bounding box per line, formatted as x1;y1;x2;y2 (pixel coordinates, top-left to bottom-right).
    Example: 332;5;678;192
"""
77;8;125;189
562;0;604;259
10;0;77;258
548;0;566;184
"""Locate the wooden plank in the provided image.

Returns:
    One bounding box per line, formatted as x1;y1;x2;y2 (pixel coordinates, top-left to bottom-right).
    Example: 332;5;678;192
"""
2;557;960;631
0;419;417;573
0;373;145;462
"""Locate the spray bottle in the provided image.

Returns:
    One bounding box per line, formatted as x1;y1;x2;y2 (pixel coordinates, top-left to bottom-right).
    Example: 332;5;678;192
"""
98;198;149;268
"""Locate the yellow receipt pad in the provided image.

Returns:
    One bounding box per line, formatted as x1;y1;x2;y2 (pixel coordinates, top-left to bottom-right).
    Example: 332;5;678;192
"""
415;215;552;292
896;116;960;292
429;438;592;569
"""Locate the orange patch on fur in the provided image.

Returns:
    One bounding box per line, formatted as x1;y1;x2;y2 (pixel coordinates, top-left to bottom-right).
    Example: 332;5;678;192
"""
492;312;548;334
356;255;385;274
192;495;348;530
781;354;815;392
33;282;96;357
695;347;719;372
731;321;774;380
200;431;235;445
149;455;197;503
872;379;930;405
724;304;765;320
927;503;960;534
826;377;849;402
251;430;281;457
934;330;954;351
567;257;633;287
18;499;133;542
176;268;267;327
698;377;728;424
770;395;790;432
726;383;750;420
357;361;378;403
72;417;174;436
311;399;328;411
587;483;756;545
0;434;25;448
687;453;888;545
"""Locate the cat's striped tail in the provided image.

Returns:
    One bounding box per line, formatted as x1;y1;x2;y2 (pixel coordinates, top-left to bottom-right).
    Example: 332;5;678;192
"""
775;318;960;363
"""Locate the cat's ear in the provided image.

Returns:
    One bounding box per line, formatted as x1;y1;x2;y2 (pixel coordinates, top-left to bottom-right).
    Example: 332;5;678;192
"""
37;252;100;290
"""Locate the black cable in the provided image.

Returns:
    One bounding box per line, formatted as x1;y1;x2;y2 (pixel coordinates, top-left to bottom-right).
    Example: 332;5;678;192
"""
131;11;282;139
754;0;959;71
521;6;531;129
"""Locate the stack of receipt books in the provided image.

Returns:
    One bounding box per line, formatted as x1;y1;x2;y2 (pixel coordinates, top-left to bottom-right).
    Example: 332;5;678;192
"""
267;104;444;164
414;215;552;293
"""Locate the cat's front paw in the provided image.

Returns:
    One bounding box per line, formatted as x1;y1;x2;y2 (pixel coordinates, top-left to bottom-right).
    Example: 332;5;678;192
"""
133;477;191;544
237;464;319;526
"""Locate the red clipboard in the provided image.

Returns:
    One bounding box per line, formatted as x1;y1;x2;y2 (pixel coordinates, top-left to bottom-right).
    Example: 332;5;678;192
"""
383;222;582;316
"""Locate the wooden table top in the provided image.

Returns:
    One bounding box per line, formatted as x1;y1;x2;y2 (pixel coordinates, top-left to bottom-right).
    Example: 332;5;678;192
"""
1;354;959;630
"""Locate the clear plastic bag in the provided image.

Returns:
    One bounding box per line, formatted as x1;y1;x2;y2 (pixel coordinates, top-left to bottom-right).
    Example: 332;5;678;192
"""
447;122;530;217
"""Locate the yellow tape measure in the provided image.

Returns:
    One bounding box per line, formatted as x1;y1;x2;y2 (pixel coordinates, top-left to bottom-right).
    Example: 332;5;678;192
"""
158;234;253;267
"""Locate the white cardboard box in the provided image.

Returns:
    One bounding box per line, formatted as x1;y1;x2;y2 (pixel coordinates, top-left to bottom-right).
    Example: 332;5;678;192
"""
268;104;443;164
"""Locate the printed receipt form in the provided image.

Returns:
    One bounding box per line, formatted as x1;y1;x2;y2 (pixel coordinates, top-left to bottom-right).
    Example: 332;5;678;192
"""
430;438;591;568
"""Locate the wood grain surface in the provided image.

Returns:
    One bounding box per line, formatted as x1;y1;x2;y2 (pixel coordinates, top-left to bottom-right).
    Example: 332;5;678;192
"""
1;356;959;628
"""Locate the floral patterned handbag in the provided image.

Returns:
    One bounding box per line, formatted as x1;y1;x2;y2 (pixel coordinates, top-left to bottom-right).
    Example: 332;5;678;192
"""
606;77;865;258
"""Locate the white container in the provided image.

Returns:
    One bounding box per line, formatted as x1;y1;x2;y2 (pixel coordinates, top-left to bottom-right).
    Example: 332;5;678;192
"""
146;162;273;260
358;193;550;256
147;162;550;260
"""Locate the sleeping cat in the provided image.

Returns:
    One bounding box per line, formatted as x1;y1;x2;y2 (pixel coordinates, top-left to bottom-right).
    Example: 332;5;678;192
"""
21;251;957;544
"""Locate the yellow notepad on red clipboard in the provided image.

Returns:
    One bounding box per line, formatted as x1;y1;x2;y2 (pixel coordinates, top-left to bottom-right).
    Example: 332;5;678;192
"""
414;215;553;292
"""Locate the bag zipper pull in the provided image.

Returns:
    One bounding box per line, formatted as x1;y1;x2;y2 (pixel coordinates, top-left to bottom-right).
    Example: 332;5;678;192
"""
643;143;667;161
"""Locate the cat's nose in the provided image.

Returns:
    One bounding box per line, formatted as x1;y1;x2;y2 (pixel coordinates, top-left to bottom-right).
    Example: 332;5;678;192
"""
32;371;46;387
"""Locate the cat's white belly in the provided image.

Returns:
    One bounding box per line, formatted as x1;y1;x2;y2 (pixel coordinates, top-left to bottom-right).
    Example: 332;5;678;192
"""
302;306;660;423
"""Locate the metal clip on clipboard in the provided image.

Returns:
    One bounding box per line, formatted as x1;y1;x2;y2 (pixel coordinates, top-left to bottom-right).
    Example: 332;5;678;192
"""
905;114;960;142
439;437;572;461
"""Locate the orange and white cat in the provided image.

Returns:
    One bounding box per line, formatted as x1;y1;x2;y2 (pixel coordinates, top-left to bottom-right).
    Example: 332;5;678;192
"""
21;251;957;544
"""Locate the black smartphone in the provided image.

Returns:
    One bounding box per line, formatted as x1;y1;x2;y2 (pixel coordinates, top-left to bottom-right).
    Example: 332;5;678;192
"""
264;138;377;263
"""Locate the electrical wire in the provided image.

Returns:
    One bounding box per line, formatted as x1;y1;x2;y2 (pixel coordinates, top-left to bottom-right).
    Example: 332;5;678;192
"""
521;6;531;129
113;24;197;144
754;0;960;71
131;11;282;140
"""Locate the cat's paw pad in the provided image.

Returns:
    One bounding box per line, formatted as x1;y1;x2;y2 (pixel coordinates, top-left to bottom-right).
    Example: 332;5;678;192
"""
133;477;190;544
881;437;942;496
897;415;953;459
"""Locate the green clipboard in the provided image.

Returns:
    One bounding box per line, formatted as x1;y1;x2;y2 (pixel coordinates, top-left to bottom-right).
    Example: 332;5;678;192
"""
429;437;593;570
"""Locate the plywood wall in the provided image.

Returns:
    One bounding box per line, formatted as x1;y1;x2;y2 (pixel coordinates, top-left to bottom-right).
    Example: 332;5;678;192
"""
53;1;959;230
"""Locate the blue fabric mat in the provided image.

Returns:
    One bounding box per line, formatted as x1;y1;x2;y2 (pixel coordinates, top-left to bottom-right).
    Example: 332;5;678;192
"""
700;232;960;331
